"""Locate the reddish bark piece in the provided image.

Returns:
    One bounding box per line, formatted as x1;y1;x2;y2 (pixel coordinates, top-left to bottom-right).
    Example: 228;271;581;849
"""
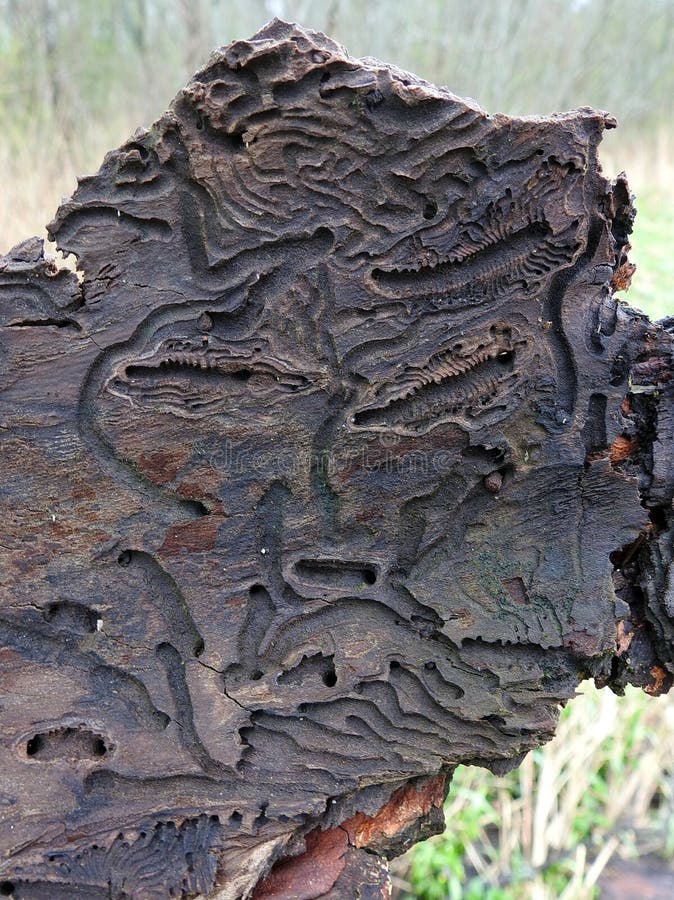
1;18;674;900
252;828;351;900
342;772;448;856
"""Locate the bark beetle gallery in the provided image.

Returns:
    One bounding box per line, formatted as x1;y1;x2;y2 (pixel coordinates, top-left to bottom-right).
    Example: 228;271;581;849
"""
1;19;673;900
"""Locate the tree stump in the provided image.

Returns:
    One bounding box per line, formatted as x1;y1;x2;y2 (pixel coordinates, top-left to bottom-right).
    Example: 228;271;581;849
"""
1;19;673;899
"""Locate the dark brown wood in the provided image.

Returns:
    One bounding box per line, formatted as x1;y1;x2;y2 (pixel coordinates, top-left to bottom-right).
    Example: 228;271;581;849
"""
1;19;673;899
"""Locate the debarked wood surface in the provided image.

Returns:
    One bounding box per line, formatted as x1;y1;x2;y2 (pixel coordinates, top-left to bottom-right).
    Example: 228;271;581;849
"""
1;18;673;900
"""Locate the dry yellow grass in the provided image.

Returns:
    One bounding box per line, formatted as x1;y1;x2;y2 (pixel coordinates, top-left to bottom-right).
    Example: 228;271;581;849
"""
0;120;130;255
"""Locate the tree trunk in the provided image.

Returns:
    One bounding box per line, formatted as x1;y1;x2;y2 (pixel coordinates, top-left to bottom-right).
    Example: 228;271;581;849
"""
1;19;673;899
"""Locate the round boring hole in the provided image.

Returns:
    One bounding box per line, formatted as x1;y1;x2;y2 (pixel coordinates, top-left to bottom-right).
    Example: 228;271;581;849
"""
322;668;337;687
423;200;438;220
26;734;44;757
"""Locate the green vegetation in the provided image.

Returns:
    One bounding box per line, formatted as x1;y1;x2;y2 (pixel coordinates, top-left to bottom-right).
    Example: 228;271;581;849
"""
395;683;674;899
628;191;674;321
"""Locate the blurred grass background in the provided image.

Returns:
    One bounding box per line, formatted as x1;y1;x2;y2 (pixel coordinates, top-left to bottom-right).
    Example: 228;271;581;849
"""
0;0;671;318
1;1;673;897
393;685;674;899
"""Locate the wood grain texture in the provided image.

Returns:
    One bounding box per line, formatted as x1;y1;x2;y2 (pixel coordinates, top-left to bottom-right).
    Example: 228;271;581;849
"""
1;19;674;899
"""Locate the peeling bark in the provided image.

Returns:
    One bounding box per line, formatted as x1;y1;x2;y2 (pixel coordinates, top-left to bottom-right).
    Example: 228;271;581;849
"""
1;19;673;900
